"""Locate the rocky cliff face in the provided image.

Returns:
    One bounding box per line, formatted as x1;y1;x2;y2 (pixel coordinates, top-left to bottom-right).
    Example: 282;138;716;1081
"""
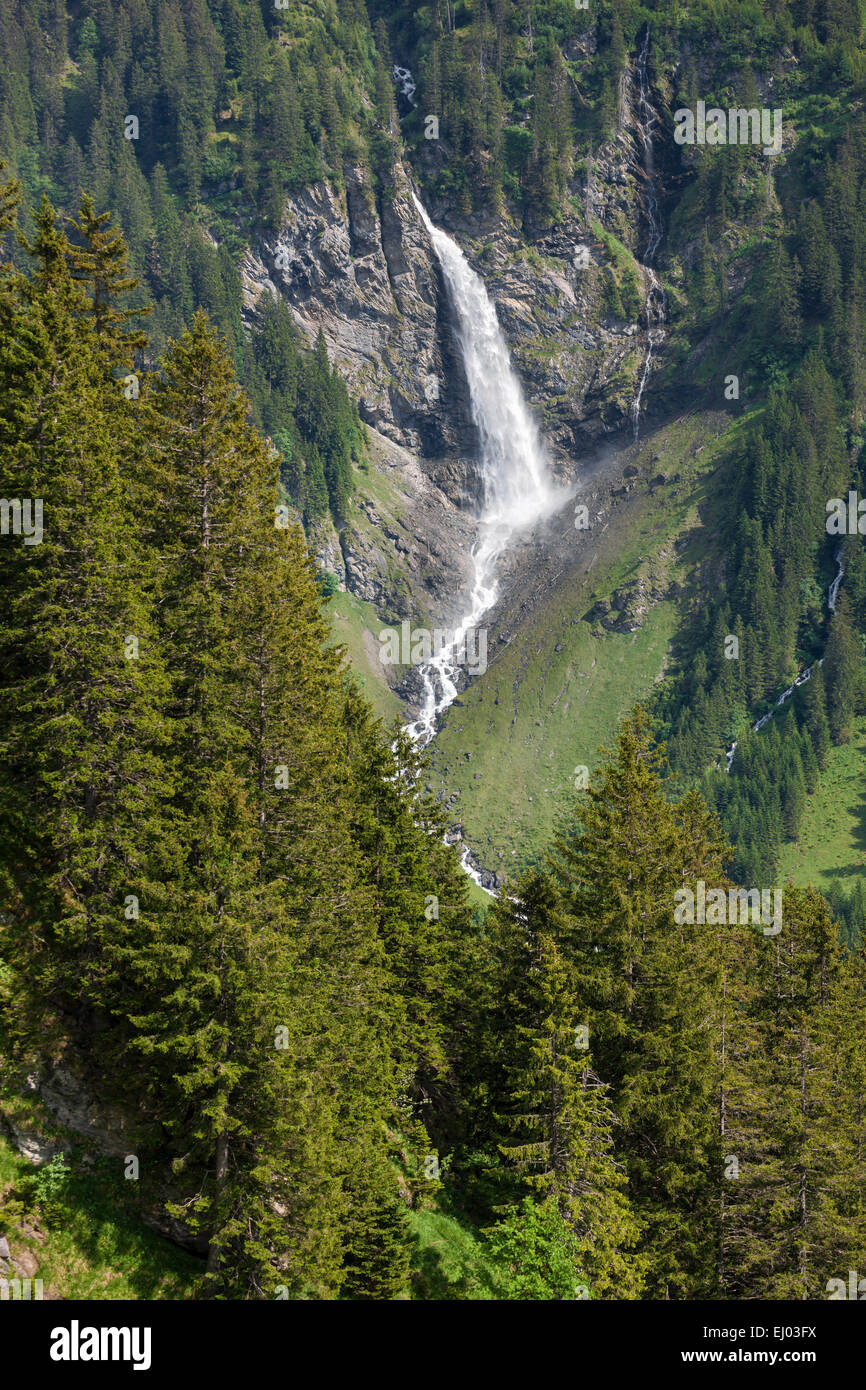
241;127;658;465
0;1047;211;1257
242;158;477;472
236;59;671;663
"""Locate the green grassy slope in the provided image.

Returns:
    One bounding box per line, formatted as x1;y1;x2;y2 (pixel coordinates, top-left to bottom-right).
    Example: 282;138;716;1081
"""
408;1206;501;1299
326;587;405;725
778;717;866;892
430;603;679;877
0;1135;203;1300
427;411;736;878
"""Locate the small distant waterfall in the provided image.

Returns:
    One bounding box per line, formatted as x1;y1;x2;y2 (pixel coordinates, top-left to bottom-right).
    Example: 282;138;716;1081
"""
631;29;666;440
723;548;844;773
405;195;560;754
828;546;844;614
393;65;417;109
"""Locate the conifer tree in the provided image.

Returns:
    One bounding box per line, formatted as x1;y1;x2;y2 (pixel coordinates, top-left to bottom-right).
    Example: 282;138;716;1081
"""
800;660;831;769
66;193;149;361
722;888;866;1297
823;593;864;743
763;240;802;345
550;709;730;1298
97;311;418;1299
490;873;644;1298
0;197;167;1053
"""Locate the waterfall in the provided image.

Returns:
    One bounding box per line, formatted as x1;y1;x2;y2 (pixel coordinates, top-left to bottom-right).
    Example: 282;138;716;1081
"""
828;546;844;614
393;65;417;109
403;197;562;888
723;548;844;773
405;195;560;753
631;29;666;440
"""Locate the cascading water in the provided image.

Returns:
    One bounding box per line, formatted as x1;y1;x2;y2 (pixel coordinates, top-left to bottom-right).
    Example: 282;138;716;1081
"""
405;195;559;752
723;548;844;773
405;197;562;885
393;65;417;109
631;29;666;440
828;547;844;614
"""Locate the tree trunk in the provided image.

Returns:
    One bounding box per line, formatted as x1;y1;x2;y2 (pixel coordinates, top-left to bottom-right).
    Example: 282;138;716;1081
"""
206;1130;230;1276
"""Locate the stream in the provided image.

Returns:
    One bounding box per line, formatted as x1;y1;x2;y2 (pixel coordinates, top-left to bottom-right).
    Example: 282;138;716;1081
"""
631;28;667;441
722;549;844;772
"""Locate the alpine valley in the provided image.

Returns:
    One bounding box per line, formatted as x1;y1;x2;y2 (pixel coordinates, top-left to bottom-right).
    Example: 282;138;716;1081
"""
0;0;865;1305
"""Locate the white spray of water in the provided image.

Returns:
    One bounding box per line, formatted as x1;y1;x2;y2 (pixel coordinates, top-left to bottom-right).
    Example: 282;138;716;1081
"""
404;195;561;752
393;65;417;109
403;198;564;890
828;546;844;614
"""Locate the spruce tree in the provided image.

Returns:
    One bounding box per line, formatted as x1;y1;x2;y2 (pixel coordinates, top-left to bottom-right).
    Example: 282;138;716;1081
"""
490;873;644;1298
67;193;149;360
800;661;831;769
0;197;168;1056
722;888;866;1298
550;709;730;1298
104;311;417;1299
824;593;864;743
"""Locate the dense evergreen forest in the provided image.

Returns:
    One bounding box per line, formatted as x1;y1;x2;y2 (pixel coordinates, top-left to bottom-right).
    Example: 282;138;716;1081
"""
1;182;864;1300
1;0;865;879
0;0;865;1303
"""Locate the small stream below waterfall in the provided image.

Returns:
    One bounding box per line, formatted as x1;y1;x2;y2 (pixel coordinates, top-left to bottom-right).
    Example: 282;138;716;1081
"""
631;28;667;440
722;548;845;773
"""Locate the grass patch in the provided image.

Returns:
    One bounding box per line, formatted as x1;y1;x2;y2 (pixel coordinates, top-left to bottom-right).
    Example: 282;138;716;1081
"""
0;1134;204;1300
326;588;404;725
408;1205;499;1300
778;717;866;893
430;602;679;879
